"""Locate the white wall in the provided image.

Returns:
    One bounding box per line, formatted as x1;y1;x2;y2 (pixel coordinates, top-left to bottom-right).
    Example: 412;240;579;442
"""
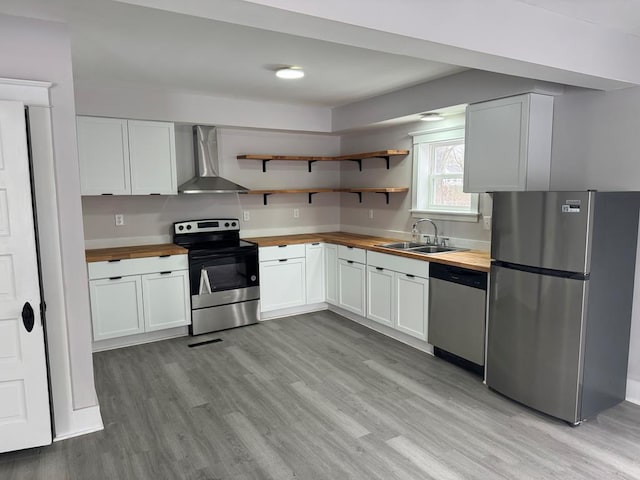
82;127;341;246
0;14;101;438
339;118;491;249
550;85;640;403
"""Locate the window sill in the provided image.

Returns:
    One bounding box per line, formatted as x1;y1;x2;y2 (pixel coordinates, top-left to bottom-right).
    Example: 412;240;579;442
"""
410;209;480;223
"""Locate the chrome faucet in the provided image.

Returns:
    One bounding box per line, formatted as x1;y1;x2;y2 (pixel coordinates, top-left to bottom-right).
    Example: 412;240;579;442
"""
412;218;439;245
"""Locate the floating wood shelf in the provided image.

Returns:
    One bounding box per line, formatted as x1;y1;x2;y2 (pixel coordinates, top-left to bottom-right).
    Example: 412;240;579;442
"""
245;187;409;205
237;150;409;172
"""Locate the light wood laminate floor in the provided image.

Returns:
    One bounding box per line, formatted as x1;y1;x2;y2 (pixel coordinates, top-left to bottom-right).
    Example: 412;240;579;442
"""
2;310;640;479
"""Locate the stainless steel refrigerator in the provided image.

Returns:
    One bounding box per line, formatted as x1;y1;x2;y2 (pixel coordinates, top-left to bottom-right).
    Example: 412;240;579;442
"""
487;191;640;425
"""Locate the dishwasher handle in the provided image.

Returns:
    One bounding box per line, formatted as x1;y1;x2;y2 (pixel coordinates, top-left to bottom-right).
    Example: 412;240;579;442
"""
429;263;487;290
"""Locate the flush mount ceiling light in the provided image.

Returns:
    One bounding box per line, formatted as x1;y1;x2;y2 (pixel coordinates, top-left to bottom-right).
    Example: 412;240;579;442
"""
275;67;305;79
420;113;445;122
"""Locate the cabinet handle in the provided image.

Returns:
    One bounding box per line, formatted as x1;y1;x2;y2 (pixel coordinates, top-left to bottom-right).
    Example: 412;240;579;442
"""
160;271;172;275
150;193;161;195
279;259;288;262
376;267;384;271
278;245;287;248
159;254;171;258
311;242;320;246
347;260;354;264
406;274;415;278
108;276;122;280
101;193;113;196
108;259;122;263
347;246;354;249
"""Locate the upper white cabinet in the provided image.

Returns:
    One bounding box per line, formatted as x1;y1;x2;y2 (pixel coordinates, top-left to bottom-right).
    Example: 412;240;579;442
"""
77;116;177;196
464;93;554;193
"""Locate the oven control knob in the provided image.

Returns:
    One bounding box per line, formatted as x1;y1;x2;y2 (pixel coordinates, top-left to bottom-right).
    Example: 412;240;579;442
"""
225;222;230;227
232;222;237;227
251;275;257;282
178;225;184;231
186;225;192;230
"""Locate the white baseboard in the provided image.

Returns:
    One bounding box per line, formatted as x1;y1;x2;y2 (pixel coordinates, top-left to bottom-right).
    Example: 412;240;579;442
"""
92;326;189;352
53;404;104;442
626;378;640;405
260;303;328;320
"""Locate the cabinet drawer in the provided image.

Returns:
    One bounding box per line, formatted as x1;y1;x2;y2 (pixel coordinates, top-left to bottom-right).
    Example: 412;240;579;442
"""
337;245;366;263
88;254;188;280
367;251;429;278
259;244;306;261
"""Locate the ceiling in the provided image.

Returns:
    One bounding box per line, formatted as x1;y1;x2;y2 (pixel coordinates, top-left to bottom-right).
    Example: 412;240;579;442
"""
67;0;464;108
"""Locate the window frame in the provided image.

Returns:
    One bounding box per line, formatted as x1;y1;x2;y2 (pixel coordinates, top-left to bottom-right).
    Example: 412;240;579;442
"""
410;126;479;222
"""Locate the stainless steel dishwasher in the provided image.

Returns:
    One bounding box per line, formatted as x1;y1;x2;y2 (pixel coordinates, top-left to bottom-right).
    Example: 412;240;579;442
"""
428;263;488;375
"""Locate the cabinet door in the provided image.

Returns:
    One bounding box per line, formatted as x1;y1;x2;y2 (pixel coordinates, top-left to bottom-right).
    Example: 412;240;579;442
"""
325;244;338;305
142;270;191;332
128;120;177;195
395;273;428;340
338;260;366;316
77;116;130;195
89;276;144;341
366;266;394;327
305;243;325;304
259;258;306;312
464;95;529;193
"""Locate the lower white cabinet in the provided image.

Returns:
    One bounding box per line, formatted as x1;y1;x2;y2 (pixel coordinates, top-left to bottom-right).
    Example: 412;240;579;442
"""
366;266;394;328
338;259;366;316
395;273;429;340
88;254;190;342
259;257;306;312
305;243;325;304
142;271;190;332
325;244;338;305
90;276;144;341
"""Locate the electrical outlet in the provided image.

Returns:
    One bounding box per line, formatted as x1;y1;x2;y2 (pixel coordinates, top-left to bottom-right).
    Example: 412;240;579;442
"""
483;216;492;231
115;214;124;226
293;208;300;218
369;209;374;219
243;211;251;222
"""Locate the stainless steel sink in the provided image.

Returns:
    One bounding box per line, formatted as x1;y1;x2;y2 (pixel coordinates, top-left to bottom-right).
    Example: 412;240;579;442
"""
377;242;425;250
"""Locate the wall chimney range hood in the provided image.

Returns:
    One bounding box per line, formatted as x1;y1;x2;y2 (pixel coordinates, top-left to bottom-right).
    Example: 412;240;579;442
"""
178;125;249;194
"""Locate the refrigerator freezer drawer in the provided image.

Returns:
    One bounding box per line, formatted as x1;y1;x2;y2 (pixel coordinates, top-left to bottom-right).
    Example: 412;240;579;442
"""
486;264;588;424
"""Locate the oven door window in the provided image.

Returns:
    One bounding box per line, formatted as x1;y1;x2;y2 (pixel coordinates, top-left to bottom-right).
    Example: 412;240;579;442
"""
189;250;258;295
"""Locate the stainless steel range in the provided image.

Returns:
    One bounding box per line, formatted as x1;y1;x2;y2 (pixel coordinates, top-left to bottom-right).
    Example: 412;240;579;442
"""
173;218;259;335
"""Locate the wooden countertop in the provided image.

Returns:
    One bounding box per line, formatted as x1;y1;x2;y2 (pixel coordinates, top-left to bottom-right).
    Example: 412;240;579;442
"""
244;232;490;272
85;243;188;263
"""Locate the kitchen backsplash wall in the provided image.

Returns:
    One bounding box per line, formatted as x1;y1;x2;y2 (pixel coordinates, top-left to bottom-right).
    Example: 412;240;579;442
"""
339;116;492;249
82;127;342;247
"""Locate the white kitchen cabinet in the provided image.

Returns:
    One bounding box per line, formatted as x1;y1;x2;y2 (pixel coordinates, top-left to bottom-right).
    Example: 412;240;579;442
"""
128;120;177;195
141;270;190;332
325;244;338;305
366;265;394;327
464;93;553;193
338;259;366;316
77;116;177;196
260;257;306;312
89;276;144;341
305;243;325;304
395;273;429;340
77;116;130;195
88;254;190;342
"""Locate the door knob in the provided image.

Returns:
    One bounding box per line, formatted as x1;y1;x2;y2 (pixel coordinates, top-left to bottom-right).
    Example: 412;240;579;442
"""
22;302;35;332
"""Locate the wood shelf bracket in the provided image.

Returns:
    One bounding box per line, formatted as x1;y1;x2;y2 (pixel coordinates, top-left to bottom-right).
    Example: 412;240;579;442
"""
261;193;272;205
308;192;317;204
349;159;362;171
262;159;270;172
377;191;391;204
308;160;317;172
347;191;363;203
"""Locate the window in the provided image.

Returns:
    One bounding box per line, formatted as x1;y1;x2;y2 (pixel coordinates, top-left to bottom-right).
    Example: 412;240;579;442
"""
411;126;478;220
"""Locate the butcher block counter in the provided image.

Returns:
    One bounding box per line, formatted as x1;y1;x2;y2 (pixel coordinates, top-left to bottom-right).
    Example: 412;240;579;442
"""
85;243;188;263
243;232;490;273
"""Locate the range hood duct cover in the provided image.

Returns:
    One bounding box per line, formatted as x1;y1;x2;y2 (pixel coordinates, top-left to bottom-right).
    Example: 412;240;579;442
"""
178;125;249;194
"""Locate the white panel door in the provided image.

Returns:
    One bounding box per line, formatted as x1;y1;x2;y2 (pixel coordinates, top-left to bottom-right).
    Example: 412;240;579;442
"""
324;244;338;305
395;274;429;340
128;120;177;195
338;260;366;316
259;258;306;312
305;243;325;304
142;270;191;332
76;116;130;195
89;276;144;341
366;266;394;328
0;101;51;452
